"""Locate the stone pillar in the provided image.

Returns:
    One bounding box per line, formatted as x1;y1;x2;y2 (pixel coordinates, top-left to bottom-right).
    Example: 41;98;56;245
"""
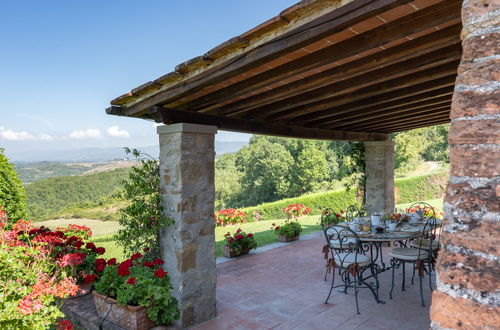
430;1;500;329
157;123;217;328
364;140;395;214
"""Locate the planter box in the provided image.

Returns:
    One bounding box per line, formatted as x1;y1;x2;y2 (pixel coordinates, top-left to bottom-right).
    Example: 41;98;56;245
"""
93;291;155;330
75;282;92;297
278;234;299;242
221;245;250;258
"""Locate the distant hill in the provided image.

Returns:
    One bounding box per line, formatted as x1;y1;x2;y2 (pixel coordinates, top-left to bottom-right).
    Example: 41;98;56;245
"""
8;141;247;163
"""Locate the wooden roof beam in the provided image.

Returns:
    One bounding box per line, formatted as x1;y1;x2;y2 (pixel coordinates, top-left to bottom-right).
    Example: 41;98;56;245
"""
148;106;387;141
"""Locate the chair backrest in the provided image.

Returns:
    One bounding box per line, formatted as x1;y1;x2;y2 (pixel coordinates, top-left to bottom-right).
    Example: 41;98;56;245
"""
406;201;437;220
346;204;366;221
324;225;362;266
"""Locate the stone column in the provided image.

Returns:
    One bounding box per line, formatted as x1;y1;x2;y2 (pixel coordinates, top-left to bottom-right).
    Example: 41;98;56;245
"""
430;1;500;329
364;140;395;214
157;123;217;328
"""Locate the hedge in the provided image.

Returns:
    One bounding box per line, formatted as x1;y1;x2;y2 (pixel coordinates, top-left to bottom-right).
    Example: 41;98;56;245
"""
239;171;448;220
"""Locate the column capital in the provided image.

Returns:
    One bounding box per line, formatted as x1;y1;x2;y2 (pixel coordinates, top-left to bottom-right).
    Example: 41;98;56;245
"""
157;123;217;135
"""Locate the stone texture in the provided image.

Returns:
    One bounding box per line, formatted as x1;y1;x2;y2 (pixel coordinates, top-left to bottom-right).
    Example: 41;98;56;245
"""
431;2;500;329
364;140;395;214
430;292;500;330
157;123;217;328
437;249;499;292
450;147;500;176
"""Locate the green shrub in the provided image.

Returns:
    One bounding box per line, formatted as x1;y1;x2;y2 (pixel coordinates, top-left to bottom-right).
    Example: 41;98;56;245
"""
240;172;448;220
0;149;28;224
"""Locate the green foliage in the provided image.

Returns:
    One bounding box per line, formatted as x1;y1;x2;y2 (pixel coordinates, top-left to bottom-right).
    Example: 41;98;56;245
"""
115;148;173;256
395;172;448;204
215;153;243;209
272;220;302;238
222;229;257;255
95;255;179;324
0;149;28;224
237;137;294;205
421;124;450;162
241;189;358;220
25;168;130;221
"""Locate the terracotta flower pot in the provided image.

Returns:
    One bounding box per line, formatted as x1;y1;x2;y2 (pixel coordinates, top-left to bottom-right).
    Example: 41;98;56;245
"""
93;291;155;330
278;234;299;242
75;282;93;297
221;245;250;258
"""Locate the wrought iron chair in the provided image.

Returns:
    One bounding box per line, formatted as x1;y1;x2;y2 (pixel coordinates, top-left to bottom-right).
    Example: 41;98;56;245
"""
389;212;439;307
405;202;442;286
345;204;366;222
324;225;383;314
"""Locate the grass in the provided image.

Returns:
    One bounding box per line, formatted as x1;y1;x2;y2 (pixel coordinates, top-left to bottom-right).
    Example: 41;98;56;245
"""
36;218;122;237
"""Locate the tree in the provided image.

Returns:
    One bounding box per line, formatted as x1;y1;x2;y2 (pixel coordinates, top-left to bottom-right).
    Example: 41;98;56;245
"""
289;146;329;195
237;137;294;205
215;153;243;209
421;124;449;162
0;148;27;224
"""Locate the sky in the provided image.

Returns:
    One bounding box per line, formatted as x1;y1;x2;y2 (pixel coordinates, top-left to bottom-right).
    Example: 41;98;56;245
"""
0;0;298;155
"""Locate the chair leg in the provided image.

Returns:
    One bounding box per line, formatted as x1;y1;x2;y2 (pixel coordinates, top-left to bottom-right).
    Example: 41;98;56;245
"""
427;262;433;292
419;272;425;307
390;261;395;300
402;262;406;291
325;265;335;304
354;273;360;314
411;265;416;285
324;267;328;281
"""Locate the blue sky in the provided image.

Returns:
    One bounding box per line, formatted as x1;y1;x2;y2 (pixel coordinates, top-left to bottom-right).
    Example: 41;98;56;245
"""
0;0;297;154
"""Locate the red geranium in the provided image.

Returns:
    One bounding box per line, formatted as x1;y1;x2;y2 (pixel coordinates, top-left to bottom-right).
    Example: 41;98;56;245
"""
153;258;164;266
130;253;142;260
143;261;154;268
154;268;167;279
85;242;96;251
107;258;117;265
84;274;98;284
126;277;136;285
95;247;105;255
94;258;107;272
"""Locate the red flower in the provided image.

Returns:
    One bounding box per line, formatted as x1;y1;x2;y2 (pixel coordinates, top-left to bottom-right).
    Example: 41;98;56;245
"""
107;258;117;265
247;233;253;238
117;260;133;276
154;268;167;279
126;277;136;285
57;320;74;330
95;247;105;255
275;226;280;231
235;235;244;240
143;247;150;253
84;274;98;284
94;258;107;272
153;258;164;266
85;242;96;251
143;261;154;268
131;253;142;260
72;240;84;249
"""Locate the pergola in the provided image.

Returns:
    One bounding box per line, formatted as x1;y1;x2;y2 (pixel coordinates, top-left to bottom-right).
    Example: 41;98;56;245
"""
107;0;499;328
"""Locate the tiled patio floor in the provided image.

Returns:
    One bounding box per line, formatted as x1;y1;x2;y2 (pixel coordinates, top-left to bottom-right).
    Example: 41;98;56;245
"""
194;232;433;330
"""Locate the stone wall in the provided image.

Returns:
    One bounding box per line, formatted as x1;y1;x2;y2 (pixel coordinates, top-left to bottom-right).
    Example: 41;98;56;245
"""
430;0;500;328
364;140;395;214
157;123;217;328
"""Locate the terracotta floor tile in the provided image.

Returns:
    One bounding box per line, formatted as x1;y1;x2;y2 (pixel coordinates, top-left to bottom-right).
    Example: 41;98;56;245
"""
193;234;431;330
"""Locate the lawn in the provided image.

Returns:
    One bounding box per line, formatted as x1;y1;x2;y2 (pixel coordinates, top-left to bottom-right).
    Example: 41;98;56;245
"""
36;199;444;261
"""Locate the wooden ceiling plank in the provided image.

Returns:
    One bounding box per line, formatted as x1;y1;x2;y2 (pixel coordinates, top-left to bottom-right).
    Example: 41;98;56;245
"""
320;96;452;128
122;0;416;117
203;24;461;117
349;107;451;130
149;106;387;141
300;83;455;125
376;119;451;133
265;61;459;122
179;19;461;114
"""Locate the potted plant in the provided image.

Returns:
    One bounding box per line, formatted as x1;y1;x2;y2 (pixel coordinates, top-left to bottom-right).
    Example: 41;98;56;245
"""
93;253;180;330
319;208;346;228
221;229;257;258
283;204;310;220
272;221;303;242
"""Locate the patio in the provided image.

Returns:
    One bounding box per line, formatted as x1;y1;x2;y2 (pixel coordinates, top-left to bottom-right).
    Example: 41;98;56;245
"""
195;232;432;330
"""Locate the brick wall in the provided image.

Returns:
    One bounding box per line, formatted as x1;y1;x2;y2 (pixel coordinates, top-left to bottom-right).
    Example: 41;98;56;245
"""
430;0;500;329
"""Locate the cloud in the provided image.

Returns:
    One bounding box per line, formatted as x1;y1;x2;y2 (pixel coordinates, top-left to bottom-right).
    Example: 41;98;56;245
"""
69;128;102;139
0;126;35;141
106;126;130;138
38;133;55;141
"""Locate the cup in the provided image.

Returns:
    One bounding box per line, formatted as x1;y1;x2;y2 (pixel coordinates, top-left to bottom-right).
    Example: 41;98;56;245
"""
388;222;397;231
